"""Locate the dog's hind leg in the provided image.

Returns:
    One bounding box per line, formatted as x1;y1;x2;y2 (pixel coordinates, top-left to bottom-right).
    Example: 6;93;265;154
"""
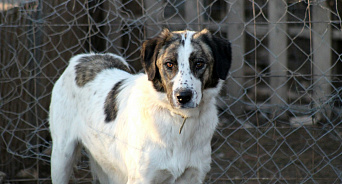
51;138;81;184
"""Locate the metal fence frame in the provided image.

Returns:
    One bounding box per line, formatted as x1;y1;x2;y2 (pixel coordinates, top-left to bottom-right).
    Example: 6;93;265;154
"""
1;0;342;183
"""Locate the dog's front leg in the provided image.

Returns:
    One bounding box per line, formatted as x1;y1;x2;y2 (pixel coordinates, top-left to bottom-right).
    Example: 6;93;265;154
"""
126;170;174;184
175;167;204;184
126;178;148;184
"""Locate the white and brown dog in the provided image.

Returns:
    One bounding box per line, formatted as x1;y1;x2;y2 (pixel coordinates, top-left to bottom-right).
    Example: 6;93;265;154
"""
49;29;231;184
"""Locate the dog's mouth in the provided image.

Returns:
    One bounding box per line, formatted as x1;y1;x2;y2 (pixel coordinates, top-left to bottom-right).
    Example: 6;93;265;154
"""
174;102;198;109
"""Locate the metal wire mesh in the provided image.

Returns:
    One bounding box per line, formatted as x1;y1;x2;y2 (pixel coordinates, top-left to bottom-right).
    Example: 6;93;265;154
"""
1;0;342;183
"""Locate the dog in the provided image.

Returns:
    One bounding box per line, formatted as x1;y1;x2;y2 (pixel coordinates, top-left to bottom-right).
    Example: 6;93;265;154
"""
49;29;231;184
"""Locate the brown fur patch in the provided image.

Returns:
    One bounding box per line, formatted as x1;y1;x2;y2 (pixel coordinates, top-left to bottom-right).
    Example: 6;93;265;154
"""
75;54;131;87
104;79;125;122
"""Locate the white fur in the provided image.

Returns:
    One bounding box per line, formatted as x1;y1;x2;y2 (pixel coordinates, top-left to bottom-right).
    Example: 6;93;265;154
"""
49;52;223;183
171;31;202;108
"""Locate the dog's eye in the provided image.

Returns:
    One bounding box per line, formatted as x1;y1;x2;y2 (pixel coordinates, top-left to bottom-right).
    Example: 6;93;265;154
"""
195;61;205;69
165;62;174;69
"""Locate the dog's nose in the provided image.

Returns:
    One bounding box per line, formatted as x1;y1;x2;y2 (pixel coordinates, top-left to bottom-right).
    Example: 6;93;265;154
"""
176;90;192;104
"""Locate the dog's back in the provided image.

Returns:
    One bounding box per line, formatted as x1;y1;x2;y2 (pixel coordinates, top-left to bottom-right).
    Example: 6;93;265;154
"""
49;53;132;183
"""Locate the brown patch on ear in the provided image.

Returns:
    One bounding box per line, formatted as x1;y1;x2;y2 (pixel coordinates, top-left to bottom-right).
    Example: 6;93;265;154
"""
193;28;210;39
160;28;173;39
140;29;173;92
141;29;174;81
141;38;158;81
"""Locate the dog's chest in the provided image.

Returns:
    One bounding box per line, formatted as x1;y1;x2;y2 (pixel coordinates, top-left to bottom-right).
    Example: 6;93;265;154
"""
143;117;212;179
149;142;201;183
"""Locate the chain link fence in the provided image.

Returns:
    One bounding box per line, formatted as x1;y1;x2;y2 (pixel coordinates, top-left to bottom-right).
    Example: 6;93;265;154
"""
1;0;342;183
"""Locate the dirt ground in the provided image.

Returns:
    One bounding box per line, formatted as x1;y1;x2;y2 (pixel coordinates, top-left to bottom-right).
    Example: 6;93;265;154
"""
2;124;342;184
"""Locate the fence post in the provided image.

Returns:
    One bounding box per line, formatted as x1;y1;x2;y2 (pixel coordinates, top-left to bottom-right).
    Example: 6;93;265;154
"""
103;0;122;55
185;0;201;30
312;1;332;122
143;0;164;38
268;0;288;119
224;0;245;116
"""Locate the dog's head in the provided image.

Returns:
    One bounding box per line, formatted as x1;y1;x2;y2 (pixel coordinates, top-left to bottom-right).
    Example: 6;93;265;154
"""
141;29;231;109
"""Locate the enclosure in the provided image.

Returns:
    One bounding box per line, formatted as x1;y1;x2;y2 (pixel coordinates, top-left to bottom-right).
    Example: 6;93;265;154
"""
1;0;342;183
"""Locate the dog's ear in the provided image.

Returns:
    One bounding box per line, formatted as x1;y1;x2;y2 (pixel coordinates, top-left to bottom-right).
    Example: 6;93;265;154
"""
200;29;232;80
141;29;172;81
141;38;158;81
212;35;232;80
